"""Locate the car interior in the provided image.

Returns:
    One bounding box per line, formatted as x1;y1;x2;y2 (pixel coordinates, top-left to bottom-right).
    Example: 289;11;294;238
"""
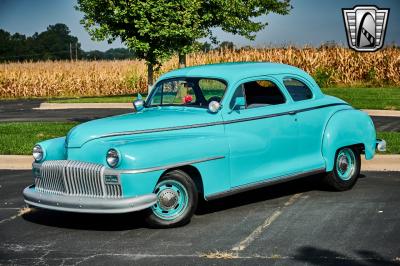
244;80;286;108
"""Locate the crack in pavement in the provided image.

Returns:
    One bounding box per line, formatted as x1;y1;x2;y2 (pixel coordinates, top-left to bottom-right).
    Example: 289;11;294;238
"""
231;193;306;252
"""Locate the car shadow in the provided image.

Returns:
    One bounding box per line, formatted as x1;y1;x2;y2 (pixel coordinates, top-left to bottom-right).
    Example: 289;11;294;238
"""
196;173;330;215
22;208;148;231
22;173;364;230
293;246;397;266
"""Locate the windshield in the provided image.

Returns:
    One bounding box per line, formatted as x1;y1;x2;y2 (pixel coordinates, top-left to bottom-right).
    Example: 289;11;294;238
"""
146;77;227;108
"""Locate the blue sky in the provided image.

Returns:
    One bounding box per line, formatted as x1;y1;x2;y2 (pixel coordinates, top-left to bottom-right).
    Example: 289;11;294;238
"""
0;0;399;51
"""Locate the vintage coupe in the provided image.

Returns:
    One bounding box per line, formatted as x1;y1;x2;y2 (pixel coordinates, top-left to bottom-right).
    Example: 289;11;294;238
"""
24;62;386;227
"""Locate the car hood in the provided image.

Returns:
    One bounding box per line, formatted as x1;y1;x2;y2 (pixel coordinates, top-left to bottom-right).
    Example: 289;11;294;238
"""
66;107;220;148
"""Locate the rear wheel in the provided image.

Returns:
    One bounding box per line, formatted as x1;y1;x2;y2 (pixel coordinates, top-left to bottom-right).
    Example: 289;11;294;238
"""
323;146;361;191
145;170;198;228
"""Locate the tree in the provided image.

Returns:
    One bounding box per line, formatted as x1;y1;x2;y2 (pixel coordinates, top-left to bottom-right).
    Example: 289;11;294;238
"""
76;0;292;89
76;0;207;89
218;41;235;50
0;24;82;62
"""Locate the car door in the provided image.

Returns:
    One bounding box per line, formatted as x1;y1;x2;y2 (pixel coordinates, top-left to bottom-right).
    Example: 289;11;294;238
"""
281;75;327;171
221;76;299;188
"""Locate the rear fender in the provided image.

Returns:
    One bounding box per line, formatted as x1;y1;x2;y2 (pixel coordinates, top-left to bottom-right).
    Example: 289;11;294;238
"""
322;109;376;171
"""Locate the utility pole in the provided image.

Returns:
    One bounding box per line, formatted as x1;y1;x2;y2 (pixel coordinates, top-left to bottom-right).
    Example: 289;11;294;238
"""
69;43;72;61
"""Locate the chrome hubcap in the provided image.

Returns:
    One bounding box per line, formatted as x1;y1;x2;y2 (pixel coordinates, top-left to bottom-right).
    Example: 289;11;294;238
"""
338;155;349;173
158;189;179;209
336;148;356;181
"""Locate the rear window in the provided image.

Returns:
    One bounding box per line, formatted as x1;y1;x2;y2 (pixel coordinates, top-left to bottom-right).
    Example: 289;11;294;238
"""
283;78;313;101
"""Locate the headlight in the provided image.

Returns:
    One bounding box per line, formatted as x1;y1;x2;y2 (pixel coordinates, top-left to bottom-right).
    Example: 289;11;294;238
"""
106;149;120;168
32;145;44;162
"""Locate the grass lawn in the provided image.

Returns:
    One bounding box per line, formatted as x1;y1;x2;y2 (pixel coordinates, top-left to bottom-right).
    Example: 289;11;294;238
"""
322;87;400;110
0;122;399;155
377;132;400;154
0;122;78;155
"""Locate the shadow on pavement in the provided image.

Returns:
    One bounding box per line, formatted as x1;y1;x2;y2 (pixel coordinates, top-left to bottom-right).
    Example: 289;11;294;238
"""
22;173;367;231
22;208;148;231
294;246;397;266
196;173;331;215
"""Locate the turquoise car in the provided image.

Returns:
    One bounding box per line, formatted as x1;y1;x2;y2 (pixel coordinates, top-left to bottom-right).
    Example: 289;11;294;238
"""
23;62;386;227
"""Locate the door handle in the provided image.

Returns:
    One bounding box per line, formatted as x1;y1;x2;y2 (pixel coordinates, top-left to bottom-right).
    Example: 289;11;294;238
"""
288;111;297;115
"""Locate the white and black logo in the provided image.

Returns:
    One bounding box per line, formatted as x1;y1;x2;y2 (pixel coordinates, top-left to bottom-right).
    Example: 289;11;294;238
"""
342;5;389;52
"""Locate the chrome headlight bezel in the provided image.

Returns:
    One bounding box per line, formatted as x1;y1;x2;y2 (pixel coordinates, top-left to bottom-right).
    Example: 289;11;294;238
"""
106;148;120;168
32;145;44;162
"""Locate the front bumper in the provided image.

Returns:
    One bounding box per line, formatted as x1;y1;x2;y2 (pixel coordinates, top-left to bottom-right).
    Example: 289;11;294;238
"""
376;139;386;152
23;185;157;214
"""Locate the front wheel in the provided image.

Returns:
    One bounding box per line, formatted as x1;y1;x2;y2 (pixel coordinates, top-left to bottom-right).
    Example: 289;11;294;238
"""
145;170;198;228
323;146;361;191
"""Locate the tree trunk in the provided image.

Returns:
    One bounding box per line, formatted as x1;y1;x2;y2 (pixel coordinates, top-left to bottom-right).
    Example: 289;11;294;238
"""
147;64;154;94
178;53;186;68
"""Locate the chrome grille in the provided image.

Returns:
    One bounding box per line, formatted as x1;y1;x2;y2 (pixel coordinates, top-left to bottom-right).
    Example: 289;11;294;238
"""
34;160;122;198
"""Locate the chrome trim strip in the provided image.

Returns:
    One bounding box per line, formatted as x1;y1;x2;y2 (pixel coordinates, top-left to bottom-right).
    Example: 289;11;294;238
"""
112;156;225;175
205;167;326;201
23;185;157;214
96;103;349;139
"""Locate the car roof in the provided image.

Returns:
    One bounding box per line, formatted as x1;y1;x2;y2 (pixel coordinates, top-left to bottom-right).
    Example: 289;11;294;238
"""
158;62;312;85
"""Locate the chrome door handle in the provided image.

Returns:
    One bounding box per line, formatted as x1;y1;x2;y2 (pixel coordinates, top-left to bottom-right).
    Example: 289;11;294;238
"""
288;111;297;115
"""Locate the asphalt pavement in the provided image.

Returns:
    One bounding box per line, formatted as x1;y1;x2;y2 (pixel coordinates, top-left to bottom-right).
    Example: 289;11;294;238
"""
0;170;399;265
1;100;400;132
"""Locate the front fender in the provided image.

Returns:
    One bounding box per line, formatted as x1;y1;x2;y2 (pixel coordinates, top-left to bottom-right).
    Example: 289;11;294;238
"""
113;126;230;196
322;109;376;171
36;137;66;161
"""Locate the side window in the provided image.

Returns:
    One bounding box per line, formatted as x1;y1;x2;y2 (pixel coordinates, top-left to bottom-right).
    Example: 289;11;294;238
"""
283;78;313;101
243;80;286;109
198;79;226;102
229;84;245;109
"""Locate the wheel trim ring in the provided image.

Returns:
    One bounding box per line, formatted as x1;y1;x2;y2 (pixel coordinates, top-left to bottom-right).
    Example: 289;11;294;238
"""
152;180;189;220
336;148;356;181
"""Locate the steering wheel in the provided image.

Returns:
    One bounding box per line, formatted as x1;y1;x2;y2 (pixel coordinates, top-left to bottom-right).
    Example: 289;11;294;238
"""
207;96;222;104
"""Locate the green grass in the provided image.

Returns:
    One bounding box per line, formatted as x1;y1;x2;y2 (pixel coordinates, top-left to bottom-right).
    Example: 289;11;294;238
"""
322;87;400;110
0;122;399;155
377;132;400;154
0;122;78;155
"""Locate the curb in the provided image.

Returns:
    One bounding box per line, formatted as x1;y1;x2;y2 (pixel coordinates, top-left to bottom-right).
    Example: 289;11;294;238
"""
363;109;400;117
1;155;399;171
34;102;132;109
0;155;32;170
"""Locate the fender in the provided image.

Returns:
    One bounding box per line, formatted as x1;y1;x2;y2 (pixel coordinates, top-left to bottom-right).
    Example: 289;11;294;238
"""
36;137;66;161
66;124;231;197
322;109;376;171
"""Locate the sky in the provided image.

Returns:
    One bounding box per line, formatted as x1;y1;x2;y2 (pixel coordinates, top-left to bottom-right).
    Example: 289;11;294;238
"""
0;0;399;51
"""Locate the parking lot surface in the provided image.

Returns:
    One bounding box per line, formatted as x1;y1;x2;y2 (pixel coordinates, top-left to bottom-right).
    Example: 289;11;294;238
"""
0;170;399;265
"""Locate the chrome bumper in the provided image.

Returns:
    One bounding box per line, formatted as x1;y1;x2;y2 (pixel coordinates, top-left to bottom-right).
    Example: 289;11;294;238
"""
23;185;157;214
376;139;386;152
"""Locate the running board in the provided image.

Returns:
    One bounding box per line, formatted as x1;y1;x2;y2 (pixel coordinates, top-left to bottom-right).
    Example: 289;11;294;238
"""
205;168;326;201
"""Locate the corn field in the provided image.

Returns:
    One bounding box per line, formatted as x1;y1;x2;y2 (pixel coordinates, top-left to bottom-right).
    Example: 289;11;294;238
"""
1;47;399;98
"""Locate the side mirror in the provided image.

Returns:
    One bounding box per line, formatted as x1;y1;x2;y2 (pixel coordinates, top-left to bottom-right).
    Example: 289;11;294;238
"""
208;101;221;113
133;100;145;112
133;93;145;112
232;96;245;110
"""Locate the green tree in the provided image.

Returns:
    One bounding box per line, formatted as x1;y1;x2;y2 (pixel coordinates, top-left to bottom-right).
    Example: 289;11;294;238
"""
76;0;291;88
218;41;235;50
76;0;206;89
